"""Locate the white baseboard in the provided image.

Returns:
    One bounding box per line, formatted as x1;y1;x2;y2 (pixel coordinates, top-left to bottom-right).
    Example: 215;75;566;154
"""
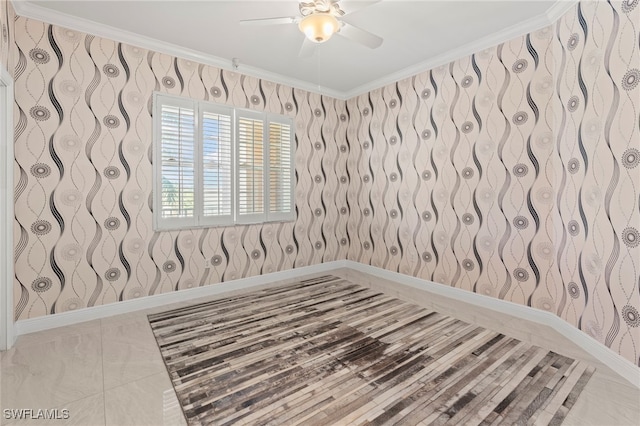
342;261;640;390
12;259;639;389
14;260;348;337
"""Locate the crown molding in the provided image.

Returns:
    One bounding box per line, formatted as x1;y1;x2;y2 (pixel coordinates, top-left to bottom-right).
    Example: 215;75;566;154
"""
11;0;345;100
545;0;580;23
342;0;579;99
11;0;579;99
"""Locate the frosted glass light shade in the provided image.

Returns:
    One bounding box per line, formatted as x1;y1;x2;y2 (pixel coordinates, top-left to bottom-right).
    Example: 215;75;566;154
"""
298;13;339;43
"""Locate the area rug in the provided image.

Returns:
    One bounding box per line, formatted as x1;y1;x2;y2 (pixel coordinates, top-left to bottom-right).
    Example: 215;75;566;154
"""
148;275;595;425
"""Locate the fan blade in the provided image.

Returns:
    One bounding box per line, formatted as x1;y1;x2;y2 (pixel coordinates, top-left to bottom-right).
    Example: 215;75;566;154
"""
338;0;382;16
298;37;316;58
337;22;383;49
239;17;298;26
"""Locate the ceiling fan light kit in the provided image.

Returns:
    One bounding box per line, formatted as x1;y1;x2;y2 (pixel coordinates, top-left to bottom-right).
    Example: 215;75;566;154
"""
298;13;339;43
239;0;383;55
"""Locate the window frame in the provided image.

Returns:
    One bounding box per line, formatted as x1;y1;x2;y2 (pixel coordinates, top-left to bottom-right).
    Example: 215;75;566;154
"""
152;92;294;231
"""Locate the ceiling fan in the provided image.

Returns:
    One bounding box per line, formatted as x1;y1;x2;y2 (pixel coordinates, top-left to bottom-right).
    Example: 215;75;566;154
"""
240;0;383;57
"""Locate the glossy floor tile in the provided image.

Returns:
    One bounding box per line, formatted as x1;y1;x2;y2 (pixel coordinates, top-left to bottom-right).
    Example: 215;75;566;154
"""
1;326;103;410
103;373;185;426
0;267;638;425
101;318;167;390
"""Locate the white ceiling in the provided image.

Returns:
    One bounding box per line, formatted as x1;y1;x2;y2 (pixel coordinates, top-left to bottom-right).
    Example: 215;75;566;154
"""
17;0;572;99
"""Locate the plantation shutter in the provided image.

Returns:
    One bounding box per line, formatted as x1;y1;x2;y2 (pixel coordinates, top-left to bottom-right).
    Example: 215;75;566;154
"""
236;110;265;223
154;93;296;230
155;95;196;229
267;115;294;221
200;105;234;226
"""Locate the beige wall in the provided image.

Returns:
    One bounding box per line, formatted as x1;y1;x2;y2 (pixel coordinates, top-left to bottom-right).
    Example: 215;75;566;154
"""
345;1;640;366
553;2;640;365
12;16;349;320
9;1;640;366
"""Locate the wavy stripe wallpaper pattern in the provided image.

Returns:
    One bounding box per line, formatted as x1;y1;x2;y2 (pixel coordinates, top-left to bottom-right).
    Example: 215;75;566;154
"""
555;1;639;367
12;16;349;320
345;25;560;317
345;0;639;366
8;1;640;367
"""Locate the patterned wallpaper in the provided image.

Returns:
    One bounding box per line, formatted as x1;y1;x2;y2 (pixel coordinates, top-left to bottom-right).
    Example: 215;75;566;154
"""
8;1;640;367
12;16;349;320
555;1;640;366
345;0;639;366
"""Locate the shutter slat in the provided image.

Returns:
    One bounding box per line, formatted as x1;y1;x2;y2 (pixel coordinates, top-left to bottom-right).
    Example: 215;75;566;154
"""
268;120;293;216
202;109;233;219
160;102;195;220
237;116;265;217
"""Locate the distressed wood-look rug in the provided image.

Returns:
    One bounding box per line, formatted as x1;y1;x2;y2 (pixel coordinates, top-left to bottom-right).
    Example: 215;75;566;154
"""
148;275;595;425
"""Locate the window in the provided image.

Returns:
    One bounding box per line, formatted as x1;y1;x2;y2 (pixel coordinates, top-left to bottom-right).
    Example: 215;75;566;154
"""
153;93;294;230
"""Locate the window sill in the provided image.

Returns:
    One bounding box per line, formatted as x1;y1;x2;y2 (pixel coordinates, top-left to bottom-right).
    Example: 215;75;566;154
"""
153;217;295;232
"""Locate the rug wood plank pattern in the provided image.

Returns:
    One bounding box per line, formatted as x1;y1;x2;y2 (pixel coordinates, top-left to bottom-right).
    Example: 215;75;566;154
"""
148;275;595;425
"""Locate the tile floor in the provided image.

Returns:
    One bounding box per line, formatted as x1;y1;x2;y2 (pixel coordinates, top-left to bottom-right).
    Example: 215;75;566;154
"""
0;268;638;425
